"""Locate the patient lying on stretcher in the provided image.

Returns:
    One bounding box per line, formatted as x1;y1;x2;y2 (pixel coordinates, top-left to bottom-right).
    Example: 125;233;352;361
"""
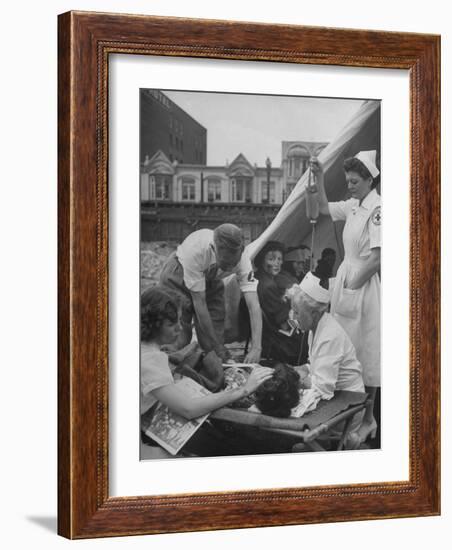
224;273;365;433
224;362;304;417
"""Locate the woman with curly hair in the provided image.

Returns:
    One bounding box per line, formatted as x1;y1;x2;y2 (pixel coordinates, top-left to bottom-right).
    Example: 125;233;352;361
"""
140;286;272;458
253;241;307;364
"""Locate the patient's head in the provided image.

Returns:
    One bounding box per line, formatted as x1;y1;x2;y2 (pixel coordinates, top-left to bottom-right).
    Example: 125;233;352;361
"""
255;363;300;418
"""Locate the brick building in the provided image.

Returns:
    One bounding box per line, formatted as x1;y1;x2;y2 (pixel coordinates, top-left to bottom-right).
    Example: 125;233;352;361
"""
140;89;207;165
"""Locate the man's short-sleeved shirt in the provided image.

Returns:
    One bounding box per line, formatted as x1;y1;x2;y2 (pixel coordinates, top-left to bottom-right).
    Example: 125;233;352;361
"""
140;343;174;414
176;229;258;293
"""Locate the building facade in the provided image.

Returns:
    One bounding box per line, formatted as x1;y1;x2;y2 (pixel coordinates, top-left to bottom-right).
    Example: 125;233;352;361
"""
140;89;207;165
139;89;329;243
140;141;328;207
140;140;328;243
140;151;285;205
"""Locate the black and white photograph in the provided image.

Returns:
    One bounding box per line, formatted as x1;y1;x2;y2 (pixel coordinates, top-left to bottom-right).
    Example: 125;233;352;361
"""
2;0;446;545
139;89;381;460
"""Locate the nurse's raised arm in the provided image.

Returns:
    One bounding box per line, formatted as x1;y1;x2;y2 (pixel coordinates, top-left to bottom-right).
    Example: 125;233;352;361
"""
309;157;330;216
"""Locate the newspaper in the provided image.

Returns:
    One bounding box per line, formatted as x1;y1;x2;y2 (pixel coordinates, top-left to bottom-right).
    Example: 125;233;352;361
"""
142;377;211;455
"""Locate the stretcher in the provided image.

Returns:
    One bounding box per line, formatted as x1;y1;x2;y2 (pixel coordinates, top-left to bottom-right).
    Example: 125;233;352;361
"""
210;390;368;452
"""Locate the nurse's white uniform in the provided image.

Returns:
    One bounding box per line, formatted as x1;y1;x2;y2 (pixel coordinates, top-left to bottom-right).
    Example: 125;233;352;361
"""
307;312;365;399
306;312;365;434
329;188;381;387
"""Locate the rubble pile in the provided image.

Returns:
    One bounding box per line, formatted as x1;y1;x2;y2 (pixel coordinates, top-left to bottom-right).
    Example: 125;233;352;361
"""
141;241;178;290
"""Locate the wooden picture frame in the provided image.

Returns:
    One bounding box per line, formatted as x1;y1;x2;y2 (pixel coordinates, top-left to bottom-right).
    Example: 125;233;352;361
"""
58;11;440;539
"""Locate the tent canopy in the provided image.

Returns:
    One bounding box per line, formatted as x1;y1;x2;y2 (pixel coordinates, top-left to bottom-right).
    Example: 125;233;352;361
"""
247;100;381;259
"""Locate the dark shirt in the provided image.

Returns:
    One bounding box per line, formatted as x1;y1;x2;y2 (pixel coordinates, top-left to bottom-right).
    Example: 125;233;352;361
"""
255;270;307;364
255;270;290;329
275;269;299;292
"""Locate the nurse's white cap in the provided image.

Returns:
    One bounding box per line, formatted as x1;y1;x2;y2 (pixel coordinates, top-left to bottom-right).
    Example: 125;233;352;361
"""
299;272;330;304
354;150;380;178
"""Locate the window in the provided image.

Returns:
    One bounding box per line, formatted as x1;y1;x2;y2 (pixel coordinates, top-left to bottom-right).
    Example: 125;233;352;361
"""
207;178;222;202
232;177;252;202
150;90;170;109
174;118;182;136
181;177;196;201
236;180;244;202
289;155;308;177
154;175;172;200
261;181;276;203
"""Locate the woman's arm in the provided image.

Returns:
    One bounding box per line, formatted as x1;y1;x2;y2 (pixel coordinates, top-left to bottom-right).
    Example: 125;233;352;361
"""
310;158;330;216
152;366;273;419
345;248;380;290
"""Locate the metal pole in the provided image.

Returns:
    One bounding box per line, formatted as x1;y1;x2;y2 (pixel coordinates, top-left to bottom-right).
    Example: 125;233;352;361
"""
265;157;271;204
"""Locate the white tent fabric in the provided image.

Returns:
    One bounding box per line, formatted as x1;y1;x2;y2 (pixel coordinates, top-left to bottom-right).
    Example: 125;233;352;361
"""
246;100;381;260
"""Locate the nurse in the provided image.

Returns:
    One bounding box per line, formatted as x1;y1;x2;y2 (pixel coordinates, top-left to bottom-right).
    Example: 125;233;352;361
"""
310;151;381;446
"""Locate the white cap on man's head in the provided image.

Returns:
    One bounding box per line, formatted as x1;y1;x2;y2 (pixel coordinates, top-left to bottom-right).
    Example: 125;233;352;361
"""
354;150;380;178
299;272;330;304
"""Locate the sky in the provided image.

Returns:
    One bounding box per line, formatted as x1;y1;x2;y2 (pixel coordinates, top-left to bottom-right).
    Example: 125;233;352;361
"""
164;90;364;167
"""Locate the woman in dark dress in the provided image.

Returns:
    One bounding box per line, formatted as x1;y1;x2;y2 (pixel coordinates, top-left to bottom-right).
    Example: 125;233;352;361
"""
254;241;307;364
